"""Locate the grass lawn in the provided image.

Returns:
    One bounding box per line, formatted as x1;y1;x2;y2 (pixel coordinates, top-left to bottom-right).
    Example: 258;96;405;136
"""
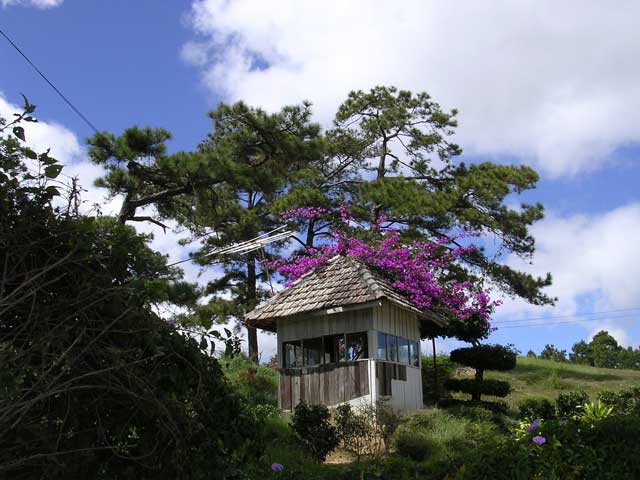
475;356;640;408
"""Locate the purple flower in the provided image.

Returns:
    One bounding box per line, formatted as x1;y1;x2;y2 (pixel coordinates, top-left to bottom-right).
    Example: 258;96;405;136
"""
527;417;541;432
271;463;284;472
532;435;546;446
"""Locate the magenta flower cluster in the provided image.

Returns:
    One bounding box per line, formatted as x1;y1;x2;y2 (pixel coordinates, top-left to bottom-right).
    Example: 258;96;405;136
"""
280;206;331;220
267;208;501;323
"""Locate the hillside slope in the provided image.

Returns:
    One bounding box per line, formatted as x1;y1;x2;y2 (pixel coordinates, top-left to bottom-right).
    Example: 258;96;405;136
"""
481;356;640;407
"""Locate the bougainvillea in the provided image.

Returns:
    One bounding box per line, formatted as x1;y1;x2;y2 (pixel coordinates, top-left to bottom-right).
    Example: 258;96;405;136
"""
267;206;501;341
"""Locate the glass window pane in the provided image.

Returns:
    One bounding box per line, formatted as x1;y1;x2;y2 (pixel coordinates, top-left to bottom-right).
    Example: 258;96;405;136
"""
346;332;368;361
377;332;387;360
303;337;322;366
323;334;346;363
386;335;398;362
283;341;302;367
399;338;409;364
410;341;420;366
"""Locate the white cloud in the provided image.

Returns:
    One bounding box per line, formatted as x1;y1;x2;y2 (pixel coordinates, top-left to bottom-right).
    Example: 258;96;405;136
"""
183;0;640;178
1;0;62;8
0;95;81;162
494;203;640;343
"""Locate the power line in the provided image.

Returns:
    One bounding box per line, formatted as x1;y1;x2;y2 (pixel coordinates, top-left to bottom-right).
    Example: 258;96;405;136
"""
0;26;100;134
496;314;639;329
492;306;640;324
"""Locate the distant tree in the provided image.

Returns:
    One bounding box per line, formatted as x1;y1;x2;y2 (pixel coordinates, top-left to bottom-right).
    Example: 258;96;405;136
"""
569;332;640;370
526;350;537;358
540;344;567;362
589;331;623;368
569;340;591;364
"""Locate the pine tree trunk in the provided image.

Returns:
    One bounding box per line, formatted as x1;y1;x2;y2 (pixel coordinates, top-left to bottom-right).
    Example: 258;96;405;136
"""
246;257;259;363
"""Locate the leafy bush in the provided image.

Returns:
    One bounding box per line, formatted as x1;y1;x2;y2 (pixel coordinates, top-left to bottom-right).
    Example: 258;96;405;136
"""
512;413;640;479
291;402;339;462
421;354;458;403
335;401;401;459
598;387;640;415
556;390;589;419
518;397;556;420
449;344;517;372
0;119;253;480
335;403;371;459
445;378;511;398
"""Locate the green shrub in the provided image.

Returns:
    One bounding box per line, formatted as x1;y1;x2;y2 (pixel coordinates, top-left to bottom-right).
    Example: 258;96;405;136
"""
512;414;640;479
598;387;640;415
421;354;458;404
393;429;432;461
518;397;556;420
291;402;339;462
556;390;589;419
220;355;278;408
445;378;511;398
449;344;517;372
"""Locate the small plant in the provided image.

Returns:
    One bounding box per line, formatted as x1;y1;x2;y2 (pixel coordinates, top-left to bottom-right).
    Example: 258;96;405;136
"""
575;401;613;427
291;402;339;462
556;390;589;419
518;397;555;420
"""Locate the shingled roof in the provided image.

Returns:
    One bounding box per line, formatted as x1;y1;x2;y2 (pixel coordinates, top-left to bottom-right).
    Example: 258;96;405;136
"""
247;255;444;332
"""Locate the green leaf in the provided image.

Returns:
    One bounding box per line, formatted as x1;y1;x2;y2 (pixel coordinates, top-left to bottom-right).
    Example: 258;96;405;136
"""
45;185;60;197
20;94;36;114
23;148;38;160
44;164;63;179
13;126;25;141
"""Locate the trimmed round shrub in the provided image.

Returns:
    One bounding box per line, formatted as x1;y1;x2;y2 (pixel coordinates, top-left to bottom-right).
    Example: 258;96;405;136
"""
445;378;511;398
449;344;517;372
291;402;339;462
518;397;556;420
556;390;589;419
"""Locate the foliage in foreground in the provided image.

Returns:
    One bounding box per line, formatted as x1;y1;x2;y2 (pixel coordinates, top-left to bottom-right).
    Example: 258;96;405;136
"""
0;108;252;479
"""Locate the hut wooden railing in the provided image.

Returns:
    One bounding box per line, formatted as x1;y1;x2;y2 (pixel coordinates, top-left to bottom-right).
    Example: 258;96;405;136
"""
279;360;370;411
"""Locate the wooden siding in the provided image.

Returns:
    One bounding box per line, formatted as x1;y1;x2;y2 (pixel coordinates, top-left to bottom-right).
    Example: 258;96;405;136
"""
277;307;374;343
279;361;370;410
372;300;421;341
375;361;407;396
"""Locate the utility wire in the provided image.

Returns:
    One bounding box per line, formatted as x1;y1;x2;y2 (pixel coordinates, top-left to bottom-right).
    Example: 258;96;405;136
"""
496;314;639;329
0;26;100;134
492;306;640;324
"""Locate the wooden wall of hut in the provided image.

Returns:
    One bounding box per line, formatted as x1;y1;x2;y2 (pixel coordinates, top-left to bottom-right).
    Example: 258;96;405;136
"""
279;360;370;410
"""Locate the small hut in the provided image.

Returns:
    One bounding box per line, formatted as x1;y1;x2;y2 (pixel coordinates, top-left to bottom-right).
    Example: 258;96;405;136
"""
246;255;445;412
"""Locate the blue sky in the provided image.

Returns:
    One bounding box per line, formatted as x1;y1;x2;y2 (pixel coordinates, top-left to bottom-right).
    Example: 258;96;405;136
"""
1;0;639;359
